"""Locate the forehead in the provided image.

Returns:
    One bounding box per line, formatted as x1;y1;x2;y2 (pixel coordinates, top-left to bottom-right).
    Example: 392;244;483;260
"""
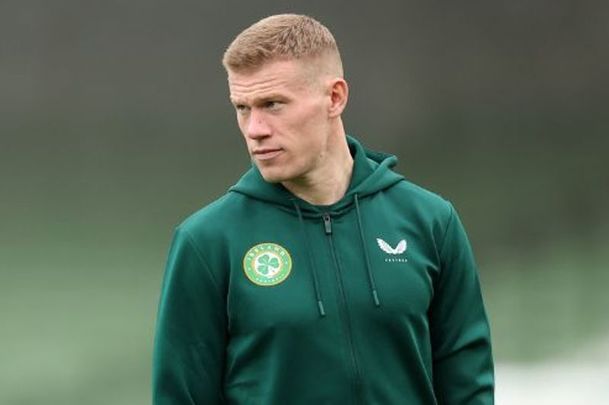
228;59;313;102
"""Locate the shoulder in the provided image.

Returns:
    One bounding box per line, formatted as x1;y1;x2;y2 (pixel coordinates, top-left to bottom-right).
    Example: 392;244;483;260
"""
388;178;454;222
175;191;249;242
166;192;250;286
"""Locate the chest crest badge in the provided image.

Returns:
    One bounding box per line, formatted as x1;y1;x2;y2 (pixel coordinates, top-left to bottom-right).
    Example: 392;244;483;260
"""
243;243;292;286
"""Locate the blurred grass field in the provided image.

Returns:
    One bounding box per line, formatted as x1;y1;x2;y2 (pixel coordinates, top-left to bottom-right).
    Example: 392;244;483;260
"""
1;259;159;404
1;230;608;404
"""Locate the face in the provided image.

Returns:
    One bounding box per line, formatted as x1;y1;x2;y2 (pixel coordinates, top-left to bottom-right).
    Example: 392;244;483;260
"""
228;59;333;184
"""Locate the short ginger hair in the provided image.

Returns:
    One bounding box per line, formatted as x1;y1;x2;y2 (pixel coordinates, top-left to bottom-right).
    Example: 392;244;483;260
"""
222;14;343;76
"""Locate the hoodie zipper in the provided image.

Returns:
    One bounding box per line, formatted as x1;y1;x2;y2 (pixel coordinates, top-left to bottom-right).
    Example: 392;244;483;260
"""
322;213;364;404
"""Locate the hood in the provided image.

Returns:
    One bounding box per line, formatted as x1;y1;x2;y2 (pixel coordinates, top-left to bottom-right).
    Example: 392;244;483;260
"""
229;135;403;316
228;135;404;214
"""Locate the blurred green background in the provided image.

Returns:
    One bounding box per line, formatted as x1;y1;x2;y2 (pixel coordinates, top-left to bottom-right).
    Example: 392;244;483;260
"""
1;1;608;403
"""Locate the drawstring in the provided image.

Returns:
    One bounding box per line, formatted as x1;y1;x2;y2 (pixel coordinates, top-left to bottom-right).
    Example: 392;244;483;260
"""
291;196;379;314
292;201;327;317
354;194;381;307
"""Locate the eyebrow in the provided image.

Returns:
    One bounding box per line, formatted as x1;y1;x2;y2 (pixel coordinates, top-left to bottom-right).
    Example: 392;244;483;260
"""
230;94;287;106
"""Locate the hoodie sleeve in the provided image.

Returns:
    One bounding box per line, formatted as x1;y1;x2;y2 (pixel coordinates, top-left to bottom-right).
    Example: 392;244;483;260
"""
429;203;494;404
152;227;227;404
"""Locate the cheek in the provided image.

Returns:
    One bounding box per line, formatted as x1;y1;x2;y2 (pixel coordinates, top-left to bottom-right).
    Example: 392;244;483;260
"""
289;104;325;136
236;115;247;133
301;108;328;145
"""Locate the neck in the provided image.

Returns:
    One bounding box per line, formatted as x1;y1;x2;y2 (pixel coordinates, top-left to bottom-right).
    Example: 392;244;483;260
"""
281;131;353;206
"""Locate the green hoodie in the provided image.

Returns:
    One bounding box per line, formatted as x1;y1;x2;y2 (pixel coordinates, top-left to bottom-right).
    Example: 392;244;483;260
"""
152;136;494;404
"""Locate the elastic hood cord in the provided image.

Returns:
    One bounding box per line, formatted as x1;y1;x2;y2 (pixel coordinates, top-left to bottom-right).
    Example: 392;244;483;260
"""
292;201;327;317
354;194;381;307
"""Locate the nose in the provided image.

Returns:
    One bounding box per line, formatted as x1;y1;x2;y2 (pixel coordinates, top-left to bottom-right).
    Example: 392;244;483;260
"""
245;109;270;140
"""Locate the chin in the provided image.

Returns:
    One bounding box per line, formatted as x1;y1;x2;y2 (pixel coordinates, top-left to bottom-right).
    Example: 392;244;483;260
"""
257;167;285;184
257;165;296;184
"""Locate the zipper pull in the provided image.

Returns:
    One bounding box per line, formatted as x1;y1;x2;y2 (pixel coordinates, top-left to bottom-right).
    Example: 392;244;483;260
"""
322;213;332;234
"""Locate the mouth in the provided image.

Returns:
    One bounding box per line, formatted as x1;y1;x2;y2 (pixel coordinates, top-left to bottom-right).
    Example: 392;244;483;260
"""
252;148;283;161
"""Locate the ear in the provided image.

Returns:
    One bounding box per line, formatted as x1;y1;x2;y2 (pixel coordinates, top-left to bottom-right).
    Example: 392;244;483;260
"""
327;78;348;118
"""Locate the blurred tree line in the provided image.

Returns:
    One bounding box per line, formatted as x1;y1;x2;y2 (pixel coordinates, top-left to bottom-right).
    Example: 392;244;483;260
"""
2;0;608;264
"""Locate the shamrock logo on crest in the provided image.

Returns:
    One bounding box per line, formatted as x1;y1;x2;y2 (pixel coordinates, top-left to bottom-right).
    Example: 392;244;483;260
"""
256;254;279;276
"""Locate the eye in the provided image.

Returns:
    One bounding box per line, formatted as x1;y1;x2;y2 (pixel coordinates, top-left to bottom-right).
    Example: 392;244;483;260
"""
264;101;282;111
234;104;250;115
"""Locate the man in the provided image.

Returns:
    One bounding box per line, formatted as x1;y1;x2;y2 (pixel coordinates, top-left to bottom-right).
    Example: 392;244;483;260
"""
153;14;494;404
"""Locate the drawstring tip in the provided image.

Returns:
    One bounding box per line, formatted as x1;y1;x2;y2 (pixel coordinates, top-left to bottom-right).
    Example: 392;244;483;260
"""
317;300;326;317
372;290;380;307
